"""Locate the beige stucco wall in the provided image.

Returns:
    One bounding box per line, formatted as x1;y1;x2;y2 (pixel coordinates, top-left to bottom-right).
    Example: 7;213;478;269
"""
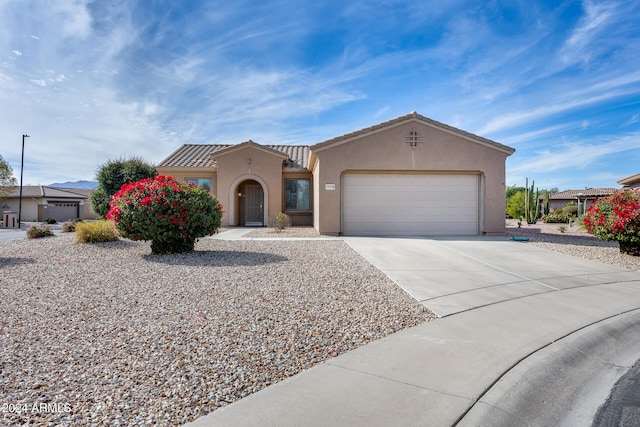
311;119;511;235
214;145;286;226
2;199;39;222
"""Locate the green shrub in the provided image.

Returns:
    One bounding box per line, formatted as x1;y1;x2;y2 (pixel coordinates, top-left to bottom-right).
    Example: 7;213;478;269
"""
43;217;57;224
71;217;83;223
562;204;578;217
273;211;289;231
27;225;54;239
558;225;567;233
61;220;82;233
583;189;640;255
542;211;573;223
106;176;222;254
75;220;119;243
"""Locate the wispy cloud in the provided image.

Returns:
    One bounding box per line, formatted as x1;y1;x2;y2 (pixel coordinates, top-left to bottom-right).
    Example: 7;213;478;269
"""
0;0;638;190
560;0;614;64
509;133;640;174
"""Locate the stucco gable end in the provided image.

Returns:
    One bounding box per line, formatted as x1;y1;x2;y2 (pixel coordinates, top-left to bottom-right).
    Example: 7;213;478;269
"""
212;140;289;161
310;112;515;156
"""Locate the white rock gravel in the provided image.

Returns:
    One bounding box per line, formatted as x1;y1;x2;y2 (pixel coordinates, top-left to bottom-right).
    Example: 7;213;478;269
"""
0;234;435;426
245;226;320;238
506;221;640;271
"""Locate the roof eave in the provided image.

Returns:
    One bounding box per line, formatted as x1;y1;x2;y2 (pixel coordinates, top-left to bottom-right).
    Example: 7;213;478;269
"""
310;112;515;156
617;173;640;186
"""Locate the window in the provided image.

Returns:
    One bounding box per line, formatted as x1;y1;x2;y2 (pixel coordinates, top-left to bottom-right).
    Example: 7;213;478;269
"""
186;178;211;192
285;179;310;210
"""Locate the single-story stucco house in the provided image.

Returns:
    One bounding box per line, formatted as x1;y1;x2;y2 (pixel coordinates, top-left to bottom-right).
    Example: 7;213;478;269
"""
548;188;619;214
618;173;640;189
157;112;516;236
1;186;97;223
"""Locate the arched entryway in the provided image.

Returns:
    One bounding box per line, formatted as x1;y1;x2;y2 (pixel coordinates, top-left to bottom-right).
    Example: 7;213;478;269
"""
237;179;265;226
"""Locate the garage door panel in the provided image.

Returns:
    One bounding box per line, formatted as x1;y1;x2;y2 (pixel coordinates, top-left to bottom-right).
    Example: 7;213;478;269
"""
46;202;79;222
343;174;479;236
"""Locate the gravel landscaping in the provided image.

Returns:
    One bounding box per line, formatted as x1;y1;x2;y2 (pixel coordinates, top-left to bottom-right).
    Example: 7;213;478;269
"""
0;234;434;426
506;220;640;271
245;226;321;238
2;222;639;425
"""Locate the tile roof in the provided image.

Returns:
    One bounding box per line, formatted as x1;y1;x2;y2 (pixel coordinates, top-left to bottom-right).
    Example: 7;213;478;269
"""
157;144;310;170
157;112;513;172
5;186;90;199
618;173;640;186
310;111;516;155
549;188;619;199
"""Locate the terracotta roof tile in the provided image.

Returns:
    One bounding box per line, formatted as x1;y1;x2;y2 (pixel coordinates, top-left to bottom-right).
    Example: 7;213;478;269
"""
549;188;619;199
157;143;310;170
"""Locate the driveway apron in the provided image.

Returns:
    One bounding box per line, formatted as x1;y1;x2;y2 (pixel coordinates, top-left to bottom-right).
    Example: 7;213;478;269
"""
185;235;640;427
344;236;636;316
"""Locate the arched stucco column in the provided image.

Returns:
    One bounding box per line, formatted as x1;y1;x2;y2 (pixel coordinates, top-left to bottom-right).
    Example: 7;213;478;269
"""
228;174;269;226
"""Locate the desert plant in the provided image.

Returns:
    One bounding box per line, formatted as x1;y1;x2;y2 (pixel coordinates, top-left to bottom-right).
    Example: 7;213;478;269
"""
273;211;289;231
43;217;57;224
542;210;573;223
106;175;223;254
26;224;53;239
562;202;578;217
61;220;82;232
583;189;640;255
543;192;550;216
524;178;540;224
75;220;119;243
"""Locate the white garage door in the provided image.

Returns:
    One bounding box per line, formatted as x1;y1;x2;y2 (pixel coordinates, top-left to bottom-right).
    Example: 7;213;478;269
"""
343;174;479;236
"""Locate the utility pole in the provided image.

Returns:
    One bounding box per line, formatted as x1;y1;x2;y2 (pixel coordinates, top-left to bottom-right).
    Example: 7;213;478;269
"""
18;134;29;227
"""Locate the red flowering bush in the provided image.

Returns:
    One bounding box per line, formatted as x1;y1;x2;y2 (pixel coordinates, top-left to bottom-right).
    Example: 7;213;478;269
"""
107;175;223;254
583;189;640;255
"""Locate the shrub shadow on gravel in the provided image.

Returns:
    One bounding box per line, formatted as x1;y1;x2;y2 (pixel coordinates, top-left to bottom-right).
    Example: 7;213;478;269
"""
143;250;289;266
0;257;36;268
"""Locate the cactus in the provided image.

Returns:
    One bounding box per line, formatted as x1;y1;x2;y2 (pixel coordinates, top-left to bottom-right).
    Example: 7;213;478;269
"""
543;192;550;216
524;178;539;224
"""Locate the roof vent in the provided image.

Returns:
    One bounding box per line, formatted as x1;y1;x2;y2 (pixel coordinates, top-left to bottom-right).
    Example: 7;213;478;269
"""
405;127;422;148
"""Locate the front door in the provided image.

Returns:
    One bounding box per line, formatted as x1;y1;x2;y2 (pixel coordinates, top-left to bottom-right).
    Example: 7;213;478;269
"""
245;184;264;226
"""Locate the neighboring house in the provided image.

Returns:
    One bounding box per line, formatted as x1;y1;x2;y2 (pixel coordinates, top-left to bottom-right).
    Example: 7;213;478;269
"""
1;186;97;222
157;112;515;236
618;173;640;189
548;188;618;214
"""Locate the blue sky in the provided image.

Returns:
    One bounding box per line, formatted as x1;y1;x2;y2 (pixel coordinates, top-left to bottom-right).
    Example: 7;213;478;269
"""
1;0;638;190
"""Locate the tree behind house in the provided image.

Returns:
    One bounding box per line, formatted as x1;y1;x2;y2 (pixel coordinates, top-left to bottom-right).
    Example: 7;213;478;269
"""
0;154;17;200
90;157;157;218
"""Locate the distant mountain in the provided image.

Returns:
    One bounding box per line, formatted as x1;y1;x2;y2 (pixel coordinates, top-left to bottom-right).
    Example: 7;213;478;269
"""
49;180;98;189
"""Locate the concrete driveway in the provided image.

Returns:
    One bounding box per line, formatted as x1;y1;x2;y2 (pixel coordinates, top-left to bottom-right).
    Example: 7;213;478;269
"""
345;236;638;316
184;235;640;426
